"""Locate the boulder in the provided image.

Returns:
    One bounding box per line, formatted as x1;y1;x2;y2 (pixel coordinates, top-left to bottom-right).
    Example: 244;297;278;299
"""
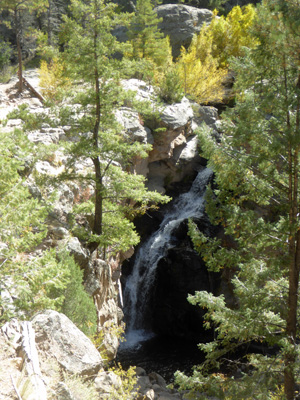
5;118;24;127
172;135;200;164
115;107;154;176
28;127;65;145
148;97;194;165
94;371;122;395
191;103;219;132
115;107;153;145
32;310;103;376
156;5;213;58
34;160;64;176
160;97;194;130
56;382;76;400
65;236;90;269
122;79;156;103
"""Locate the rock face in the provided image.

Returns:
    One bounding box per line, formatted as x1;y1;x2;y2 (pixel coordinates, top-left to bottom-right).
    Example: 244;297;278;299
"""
153;221;219;341
121;79;219;194
113;5;212;59
156;5;213;58
32;310;103;376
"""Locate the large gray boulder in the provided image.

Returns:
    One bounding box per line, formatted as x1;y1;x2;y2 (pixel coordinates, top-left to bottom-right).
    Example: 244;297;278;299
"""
32;310;103;376
160;97;194;130
156;5;213;58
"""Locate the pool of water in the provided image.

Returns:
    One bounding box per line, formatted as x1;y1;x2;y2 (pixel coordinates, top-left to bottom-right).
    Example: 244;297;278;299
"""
116;332;205;383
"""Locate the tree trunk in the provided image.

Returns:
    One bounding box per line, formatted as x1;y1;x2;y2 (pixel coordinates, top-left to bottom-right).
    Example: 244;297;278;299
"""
47;0;52;46
89;1;102;253
285;228;300;400
284;96;300;398
93;157;103;237
15;9;23;93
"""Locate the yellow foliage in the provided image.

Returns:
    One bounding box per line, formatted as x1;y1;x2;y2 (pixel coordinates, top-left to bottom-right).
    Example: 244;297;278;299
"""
108;364;139;400
194;5;258;67
269;385;285;399
176;5;258;104
178;44;227;104
39;57;70;102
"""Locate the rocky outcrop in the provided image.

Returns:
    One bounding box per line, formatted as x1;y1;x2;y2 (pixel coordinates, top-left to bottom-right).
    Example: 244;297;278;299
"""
32;310;103;376
85;256;124;360
113;4;213;59
156;5;213;59
0;316;190;400
120;79;219;194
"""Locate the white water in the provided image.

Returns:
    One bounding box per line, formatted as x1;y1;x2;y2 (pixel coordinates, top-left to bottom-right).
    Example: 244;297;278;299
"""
123;168;213;348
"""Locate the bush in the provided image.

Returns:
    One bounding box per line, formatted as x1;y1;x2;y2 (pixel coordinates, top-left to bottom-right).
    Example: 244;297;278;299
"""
157;66;184;104
6;104;53;130
192;5;258;68
39;57;71;103
176;5;258;104
177;45;227;104
0;38;12;70
59;252;97;336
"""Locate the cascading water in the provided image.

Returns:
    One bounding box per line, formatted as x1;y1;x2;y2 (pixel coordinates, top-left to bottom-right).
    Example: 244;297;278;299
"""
122;167;213;348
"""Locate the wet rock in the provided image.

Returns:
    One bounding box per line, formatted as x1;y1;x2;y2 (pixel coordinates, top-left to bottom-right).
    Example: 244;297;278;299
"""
137;375;152;393
149;371;167;389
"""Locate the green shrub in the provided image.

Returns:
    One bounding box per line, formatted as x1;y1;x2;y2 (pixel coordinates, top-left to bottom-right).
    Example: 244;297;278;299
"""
157;66;184;104
59;252;97;336
6;104;53;130
0;38;12;70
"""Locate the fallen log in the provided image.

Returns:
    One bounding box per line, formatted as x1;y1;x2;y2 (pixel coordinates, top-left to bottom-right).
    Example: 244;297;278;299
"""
22;77;46;104
20;321;47;400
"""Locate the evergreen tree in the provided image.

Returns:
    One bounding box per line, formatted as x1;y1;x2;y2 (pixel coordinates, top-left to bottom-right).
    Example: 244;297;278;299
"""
127;0;172;79
0;127;56;321
0;0;48;91
0;125;97;331
56;0;169;256
175;1;300;399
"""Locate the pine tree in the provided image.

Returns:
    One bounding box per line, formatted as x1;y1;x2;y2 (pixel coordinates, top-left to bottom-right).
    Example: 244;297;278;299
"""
56;0;169;256
0;0;48;91
0;127;58;321
175;1;300;399
0;125;97;331
127;0;172;79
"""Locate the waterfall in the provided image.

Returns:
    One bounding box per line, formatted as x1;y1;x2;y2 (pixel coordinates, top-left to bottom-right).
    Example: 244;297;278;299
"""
122;167;213;348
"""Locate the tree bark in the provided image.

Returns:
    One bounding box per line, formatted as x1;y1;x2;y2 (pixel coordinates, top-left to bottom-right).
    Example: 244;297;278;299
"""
15;9;23;93
89;0;102;253
284;84;300;400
